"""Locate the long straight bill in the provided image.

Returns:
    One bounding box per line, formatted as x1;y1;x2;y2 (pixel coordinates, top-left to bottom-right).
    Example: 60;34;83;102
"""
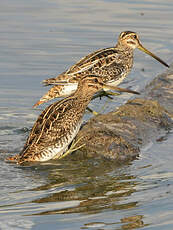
102;85;140;95
138;43;169;68
43;81;70;85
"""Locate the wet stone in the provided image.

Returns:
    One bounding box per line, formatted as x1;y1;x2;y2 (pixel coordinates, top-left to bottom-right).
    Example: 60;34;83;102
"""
73;67;173;162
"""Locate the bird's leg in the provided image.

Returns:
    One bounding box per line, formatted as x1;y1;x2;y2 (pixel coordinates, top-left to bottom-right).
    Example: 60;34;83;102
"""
85;91;120;116
86;107;98;115
59;137;85;159
85;91;119;115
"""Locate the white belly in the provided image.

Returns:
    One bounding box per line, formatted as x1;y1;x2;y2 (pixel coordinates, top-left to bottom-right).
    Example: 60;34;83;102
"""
39;123;81;161
104;75;127;91
61;83;78;96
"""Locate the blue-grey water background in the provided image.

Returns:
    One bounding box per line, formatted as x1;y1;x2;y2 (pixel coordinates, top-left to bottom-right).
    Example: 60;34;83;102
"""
0;0;173;229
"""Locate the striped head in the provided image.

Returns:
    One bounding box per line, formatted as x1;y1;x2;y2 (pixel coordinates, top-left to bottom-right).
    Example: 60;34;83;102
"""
76;75;105;96
118;31;169;67
118;31;140;49
76;75;140;96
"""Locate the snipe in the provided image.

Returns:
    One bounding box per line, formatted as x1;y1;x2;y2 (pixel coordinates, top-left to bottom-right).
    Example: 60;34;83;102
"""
6;76;139;165
33;31;169;107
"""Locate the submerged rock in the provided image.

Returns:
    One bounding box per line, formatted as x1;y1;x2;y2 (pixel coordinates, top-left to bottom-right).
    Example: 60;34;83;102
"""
73;67;173;161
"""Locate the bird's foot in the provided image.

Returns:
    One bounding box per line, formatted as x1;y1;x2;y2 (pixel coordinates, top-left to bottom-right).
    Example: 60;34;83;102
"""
59;137;85;159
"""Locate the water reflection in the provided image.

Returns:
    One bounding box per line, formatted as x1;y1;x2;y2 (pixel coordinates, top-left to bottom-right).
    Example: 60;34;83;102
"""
82;215;146;229
4;157;149;229
0;156;149;229
0;218;34;230
24;159;139;217
120;215;146;229
1;0;173;229
81;215;146;229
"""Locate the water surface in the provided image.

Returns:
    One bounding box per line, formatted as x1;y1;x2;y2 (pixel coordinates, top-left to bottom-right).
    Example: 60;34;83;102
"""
0;0;173;229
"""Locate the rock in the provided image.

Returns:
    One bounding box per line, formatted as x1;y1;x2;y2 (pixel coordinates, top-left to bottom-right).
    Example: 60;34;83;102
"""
72;68;173;162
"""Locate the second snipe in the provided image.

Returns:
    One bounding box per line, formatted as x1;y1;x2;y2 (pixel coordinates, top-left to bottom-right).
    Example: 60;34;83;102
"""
34;31;169;107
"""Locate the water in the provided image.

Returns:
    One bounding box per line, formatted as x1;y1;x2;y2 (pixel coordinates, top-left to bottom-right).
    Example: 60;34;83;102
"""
0;0;173;229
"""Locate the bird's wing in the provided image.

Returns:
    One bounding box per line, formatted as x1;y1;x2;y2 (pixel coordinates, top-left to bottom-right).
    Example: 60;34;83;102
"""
43;47;122;85
66;47;118;75
22;98;72;152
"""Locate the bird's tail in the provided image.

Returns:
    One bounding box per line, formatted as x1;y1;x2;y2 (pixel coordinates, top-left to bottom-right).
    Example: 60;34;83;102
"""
42;73;69;86
33;85;65;108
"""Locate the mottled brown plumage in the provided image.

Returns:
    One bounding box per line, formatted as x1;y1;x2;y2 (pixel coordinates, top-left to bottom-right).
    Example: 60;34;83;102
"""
33;31;169;107
7;76;139;165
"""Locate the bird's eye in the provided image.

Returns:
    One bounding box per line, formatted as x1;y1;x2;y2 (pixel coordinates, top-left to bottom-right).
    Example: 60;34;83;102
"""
93;78;98;83
133;34;137;39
